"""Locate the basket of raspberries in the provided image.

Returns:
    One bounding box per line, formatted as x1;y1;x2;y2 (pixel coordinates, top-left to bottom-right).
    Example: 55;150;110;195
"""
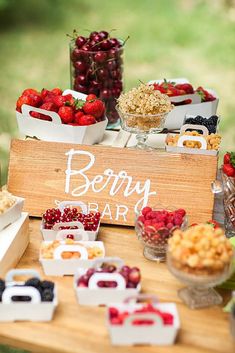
74;257;141;305
107;294;180;346
15;88;108;144
41;201;101;241
0;269;57;322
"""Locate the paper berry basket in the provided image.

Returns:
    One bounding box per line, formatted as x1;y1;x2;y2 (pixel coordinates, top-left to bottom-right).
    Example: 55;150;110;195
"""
40;237;105;276
0;269;57;322
74;257;141;306
40;201;100;241
16;89;108;145
165;124;219;156
148;78;219;130
107;294;180;346
0;196;24;232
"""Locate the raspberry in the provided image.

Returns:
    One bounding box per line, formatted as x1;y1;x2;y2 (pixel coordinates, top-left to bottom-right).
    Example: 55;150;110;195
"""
141;206;152;217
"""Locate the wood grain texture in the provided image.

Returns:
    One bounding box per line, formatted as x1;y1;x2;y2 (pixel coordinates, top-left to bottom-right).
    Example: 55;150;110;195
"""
8;139;218;225
0;218;233;353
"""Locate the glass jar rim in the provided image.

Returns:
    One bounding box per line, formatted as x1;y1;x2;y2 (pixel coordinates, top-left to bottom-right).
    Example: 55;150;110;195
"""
70;39;124;54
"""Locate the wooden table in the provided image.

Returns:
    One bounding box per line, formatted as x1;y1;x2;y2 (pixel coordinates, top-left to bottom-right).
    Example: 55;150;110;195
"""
0;217;234;353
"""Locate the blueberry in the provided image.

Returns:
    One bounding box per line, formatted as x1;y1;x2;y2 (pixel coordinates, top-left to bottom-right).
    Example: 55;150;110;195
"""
185;118;194;124
41;289;54;302
0;279;5;292
210;115;219;125
25;277;41;289
41;280;54;291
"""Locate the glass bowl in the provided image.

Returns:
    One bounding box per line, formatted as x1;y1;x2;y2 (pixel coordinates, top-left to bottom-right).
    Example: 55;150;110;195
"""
135;206;188;262
116;105;168;149
167;251;234;309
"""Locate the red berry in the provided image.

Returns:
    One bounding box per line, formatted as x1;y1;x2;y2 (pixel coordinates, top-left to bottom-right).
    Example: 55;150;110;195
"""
223;163;235;177
22;88;39;96
58;106;74;124
83;99;105;119
86;94;97;101
141;206;152;217
51;88;63;96
76;114;96;126
128;269;141;285
66;234;74;240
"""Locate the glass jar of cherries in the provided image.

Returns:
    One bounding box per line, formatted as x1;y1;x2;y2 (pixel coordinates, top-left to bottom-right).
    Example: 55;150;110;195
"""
70;30;126;128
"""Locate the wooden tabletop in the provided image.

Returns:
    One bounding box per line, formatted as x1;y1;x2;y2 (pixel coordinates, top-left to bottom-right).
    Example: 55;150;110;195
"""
0;216;234;353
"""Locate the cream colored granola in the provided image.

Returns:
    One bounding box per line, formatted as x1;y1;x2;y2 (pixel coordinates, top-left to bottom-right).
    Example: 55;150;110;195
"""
0;190;16;215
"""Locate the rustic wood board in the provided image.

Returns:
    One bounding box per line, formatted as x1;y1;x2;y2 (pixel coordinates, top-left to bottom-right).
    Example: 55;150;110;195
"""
0;212;29;277
7;139;218;225
0;217;233;353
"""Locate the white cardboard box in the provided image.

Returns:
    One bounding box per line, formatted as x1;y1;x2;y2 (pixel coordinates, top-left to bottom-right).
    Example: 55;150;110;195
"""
74;257;140;306
0;197;24;232
16;89;108;145
0;269;57;322
148;78;219;130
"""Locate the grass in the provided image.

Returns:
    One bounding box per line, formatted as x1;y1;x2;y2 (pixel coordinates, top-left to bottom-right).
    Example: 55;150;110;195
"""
0;0;235;350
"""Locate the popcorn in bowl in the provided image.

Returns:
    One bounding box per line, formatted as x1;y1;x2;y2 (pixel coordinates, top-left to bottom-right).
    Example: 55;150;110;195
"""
0;190;16;215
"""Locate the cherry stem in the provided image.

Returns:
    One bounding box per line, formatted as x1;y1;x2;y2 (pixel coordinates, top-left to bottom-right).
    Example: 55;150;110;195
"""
122;35;130;46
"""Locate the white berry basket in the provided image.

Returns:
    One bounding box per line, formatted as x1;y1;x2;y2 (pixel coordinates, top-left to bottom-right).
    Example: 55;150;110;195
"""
165;124;219;156
0;269;57;322
40;238;105;276
16;89;108;145
74;257;141;306
40;200;100;241
0;196;24;232
107;294;180;346
184;114;220;133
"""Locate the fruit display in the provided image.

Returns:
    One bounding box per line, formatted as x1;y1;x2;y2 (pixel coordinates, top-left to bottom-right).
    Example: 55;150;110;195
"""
40;239;104;260
168;224;233;276
153;79;216;102
42;207;100;232
0;190;16;215
222;152;235;177
77;263;141;289
185;115;219;134
69;30;126;127
108;303;174;326
135;206;187;262
16;87;105;126
166;130;221;151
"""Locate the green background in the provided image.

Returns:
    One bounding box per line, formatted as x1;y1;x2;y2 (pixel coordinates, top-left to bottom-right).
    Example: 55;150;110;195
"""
0;0;235;351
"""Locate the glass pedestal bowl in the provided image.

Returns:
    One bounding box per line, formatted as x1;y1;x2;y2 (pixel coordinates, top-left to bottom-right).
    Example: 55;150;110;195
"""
116;105;168;150
167;252;234;309
135;207;188;262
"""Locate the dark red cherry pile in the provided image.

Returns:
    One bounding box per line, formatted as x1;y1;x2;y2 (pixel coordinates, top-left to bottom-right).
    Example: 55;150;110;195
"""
77;264;141;289
42;207;100;232
70;30;125;125
109;303;174;326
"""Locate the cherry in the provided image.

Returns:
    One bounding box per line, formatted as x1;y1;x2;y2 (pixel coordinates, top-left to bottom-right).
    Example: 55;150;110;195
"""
112;87;121;97
100;88;111;99
110;38;120;47
100;39;112;50
74;83;88;94
99;30;109;39
108;48;118;59
107;60;116;71
75;36;87;48
81;44;92;52
93;34;102;43
71;48;82;61
66;234;74;240
74;61;87;73
75;74;87;86
97;68;109;80
89;31;98;40
94;51;107;63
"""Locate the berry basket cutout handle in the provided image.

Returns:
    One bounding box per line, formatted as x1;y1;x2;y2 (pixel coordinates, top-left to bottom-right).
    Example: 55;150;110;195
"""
88;272;126;290
180;123;209;136
177;135;207;150
52;221;84;231
53;244;88;260
2;286;41;304
91;257;124;269
123;313;163;328
63;89;87;100
56;229;89;241
5;269;41;284
58;200;88;214
21;104;62;124
124;294;158;305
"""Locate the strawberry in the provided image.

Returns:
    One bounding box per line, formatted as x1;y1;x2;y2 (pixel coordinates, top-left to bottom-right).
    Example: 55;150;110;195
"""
22;88;40;96
76;114;96;126
196;86;216;102
41;88;50;99
51;88;63;96
16;94;40;112
175;83;194;94
58;106;74;124
74;111;84;124
83;98;105;119
223;163;235;177
86;94;97;101
224;152;230;165
53;95;67;108
40;102;58;112
63;94;74;106
207;219;220;229
30;102;58;121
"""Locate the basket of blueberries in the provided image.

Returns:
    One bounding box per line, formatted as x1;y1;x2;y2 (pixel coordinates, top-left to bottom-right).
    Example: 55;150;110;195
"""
0;269;57;321
184;114;219;134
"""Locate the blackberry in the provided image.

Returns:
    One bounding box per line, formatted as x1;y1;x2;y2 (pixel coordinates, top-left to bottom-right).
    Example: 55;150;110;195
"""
0;290;3;302
185;117;194;124
41;288;54;302
210;115;219;125
0;279;5;292
195;116;204;125
25;277;41;289
41;280;54;291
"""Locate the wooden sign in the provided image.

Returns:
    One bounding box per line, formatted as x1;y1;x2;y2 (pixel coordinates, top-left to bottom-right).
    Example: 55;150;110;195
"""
8;139;218;226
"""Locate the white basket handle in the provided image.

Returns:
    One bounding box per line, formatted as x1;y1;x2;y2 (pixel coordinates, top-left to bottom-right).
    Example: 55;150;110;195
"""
52;221;84;231
58;200;88;214
124;294;158;304
88;272;126;289
123;313;163;328
177;135;207;150
53;244;88;260
21;104;62;124
5;269;40;284
91;257;124;269
2;286;41;304
56;229;89;241
180;124;209;136
63;89;87;100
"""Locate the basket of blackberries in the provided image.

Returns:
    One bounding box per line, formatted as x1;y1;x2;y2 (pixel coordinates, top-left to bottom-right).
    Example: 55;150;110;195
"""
184;114;219;134
0;269;57;321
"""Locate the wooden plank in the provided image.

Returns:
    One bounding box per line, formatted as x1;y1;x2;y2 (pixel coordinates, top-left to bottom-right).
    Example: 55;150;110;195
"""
0;212;29;277
0;218;233;353
7;139;218;225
